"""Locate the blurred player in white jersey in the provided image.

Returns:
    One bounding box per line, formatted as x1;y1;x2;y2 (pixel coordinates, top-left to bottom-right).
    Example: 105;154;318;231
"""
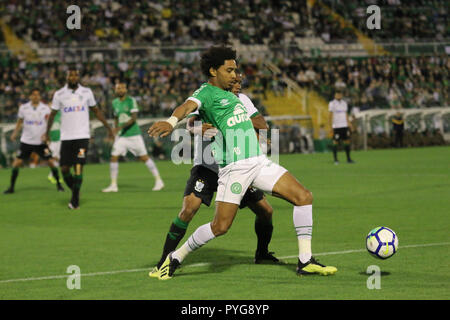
44;68;114;209
4;88;64;194
329;91;354;164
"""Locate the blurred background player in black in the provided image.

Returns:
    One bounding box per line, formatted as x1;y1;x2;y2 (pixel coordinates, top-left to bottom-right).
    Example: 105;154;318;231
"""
391;111;405;148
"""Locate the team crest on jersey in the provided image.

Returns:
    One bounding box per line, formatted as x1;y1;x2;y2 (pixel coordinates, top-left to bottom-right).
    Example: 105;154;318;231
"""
220;99;230;106
194;179;205;192
77;148;86;158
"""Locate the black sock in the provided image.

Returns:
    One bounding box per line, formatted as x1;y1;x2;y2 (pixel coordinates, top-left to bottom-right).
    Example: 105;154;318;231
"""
344;144;351;161
9;168;19;190
255;217;273;256
62;171;74;189
332;145;338;161
71;174;83;207
157;217;188;268
51;168;62;187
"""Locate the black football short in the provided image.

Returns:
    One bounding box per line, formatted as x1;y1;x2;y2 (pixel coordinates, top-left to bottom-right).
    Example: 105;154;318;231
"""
184;165;265;208
17;143;52;161
184;165;219;207
240;186;265;209
333;127;350;141
60;139;89;166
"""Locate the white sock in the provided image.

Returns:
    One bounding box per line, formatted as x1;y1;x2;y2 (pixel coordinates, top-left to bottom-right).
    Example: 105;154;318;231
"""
172;223;215;263
110;162;119;185
293;205;313;264
145;158;161;179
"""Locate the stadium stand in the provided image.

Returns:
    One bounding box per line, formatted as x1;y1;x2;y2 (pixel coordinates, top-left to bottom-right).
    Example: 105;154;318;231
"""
0;0;448;164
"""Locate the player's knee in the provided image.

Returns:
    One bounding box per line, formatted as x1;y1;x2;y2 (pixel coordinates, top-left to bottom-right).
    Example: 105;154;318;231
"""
263;205;274;218
211;221;231;237
179;206;198;222
293;189;313;206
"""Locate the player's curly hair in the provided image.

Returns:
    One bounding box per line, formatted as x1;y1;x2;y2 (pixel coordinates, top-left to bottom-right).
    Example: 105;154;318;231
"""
200;46;237;78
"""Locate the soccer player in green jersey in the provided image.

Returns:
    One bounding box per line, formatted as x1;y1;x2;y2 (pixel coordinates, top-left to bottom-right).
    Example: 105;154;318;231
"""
149;46;337;279
149;75;279;278
102;83;164;192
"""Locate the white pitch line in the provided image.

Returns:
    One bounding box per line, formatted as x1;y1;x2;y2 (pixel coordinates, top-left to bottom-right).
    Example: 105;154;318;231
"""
0;242;449;284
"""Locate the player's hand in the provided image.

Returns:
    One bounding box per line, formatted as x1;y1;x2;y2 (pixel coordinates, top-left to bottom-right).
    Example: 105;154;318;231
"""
148;121;174;138
202;123;218;139
107;128;115;140
41;133;49;143
10;132;17;142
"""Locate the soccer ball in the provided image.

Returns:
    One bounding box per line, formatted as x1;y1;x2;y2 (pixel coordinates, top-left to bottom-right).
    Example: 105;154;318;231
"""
366;227;398;259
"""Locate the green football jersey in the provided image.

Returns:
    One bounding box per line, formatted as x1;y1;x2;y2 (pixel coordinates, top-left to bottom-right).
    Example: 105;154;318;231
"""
112;96;141;137
49;111;61;142
189;83;262;167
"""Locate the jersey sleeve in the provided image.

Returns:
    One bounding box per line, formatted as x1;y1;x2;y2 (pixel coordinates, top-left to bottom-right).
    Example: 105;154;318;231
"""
51;93;62;111
186;110;200;118
187;85;210;110
17;105;24;119
87;89;97;107
328;101;334;112
130;97;139;113
43;105;51;116
239;94;259;118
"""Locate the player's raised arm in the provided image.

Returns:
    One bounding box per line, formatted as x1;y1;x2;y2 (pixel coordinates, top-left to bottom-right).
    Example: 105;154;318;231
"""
148;99;198;138
92;106;114;139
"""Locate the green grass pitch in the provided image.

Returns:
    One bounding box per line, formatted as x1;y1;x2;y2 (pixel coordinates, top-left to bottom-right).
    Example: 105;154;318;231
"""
0;146;449;300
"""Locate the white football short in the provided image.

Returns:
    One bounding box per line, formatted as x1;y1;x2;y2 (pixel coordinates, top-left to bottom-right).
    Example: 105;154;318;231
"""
111;135;148;157
49;141;61;159
216;155;287;205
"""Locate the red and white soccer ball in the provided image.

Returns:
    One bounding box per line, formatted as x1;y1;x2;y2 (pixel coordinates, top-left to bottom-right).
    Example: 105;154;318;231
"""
366;227;399;259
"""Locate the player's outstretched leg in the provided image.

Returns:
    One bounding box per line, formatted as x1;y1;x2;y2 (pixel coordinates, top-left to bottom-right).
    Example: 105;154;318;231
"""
271;172;337;276
149;194;202;278
158;202;239;280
